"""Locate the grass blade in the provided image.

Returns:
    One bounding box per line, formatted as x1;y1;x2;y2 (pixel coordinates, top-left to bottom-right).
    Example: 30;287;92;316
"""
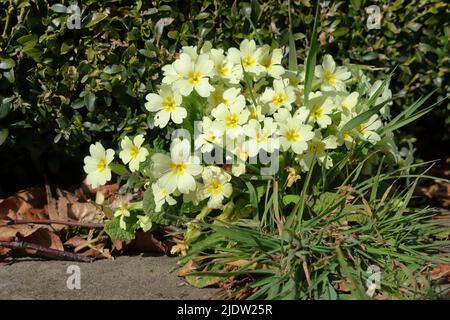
303;2;320;104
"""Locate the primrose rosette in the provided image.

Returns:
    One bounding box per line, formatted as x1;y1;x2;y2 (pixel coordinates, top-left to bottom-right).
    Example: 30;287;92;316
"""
82;39;447;299
84;40;407;238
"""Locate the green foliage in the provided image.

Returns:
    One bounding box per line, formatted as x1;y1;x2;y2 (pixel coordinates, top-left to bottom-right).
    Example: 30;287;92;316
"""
104;216;137;241
183;164;450;299
0;0;448;183
0;0;450;154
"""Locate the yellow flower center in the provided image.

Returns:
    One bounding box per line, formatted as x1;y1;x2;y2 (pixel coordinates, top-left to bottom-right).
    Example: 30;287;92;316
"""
160;188;169;197
242;55;256;68
130;145;140;159
309;140;322;153
286;129;300;142
97;158;107;172
170;162;187;175
357;123;366;134
250;108;258;119
262;57;273;70
219;65;229;77
272;92;287;106
162;96;176;112
188;71;201;85
324;70;336;85
312;106;324;119
207;134;216;142
256;132;267;143
207;179;223;196
225;113;239;128
341;102;349;111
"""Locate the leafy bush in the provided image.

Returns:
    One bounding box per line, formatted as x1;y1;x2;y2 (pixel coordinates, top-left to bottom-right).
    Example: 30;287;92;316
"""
0;0;448;179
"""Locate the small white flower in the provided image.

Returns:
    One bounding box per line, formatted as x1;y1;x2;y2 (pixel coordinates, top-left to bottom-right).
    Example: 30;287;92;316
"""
172;53;215;97
151;181;177;212
308;96;334;128
199;166;233;209
211;95;250;139
276;111;314;154
83;142;115;188
181;45;199;60
297;131;338;171
228;39;265;76
145;85;186;128
243;118;279;157
260;79;296;114
114;203;130;230
208;86;242;109
369;80;392;118
195;117;224;153
315;54;351;91
356;114;382;144
336;92;359;116
119;135;149;172
151;138;203;194
258;45;285;79
137;215;153;232
209;48;242;84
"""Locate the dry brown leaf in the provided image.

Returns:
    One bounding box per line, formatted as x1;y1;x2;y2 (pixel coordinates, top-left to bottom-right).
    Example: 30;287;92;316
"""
64;235;87;248
431;264;450;280
225;259;251;267
0;188;47;221
23;228;64;251
68;202;102;224
0;224;41;241
177;260;198;277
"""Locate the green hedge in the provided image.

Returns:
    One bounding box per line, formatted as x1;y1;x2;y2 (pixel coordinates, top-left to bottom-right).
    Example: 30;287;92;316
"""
0;0;448;188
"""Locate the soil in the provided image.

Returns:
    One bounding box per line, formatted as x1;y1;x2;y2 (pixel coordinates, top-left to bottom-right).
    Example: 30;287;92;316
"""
0;254;218;300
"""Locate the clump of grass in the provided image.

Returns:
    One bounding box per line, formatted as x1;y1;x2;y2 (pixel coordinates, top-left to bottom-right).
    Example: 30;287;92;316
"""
179;163;450;299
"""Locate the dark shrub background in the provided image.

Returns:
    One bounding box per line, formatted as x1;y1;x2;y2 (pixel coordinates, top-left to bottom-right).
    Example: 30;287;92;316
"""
0;0;448;195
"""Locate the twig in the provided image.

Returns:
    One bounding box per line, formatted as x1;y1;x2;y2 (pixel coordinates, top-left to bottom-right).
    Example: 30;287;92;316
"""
0;240;93;263
6;219;104;229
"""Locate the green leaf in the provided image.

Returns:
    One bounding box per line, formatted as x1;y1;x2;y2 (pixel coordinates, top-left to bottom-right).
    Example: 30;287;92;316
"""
282;194;300;206
143;189;171;225
338;99;390;135
85;12;107;28
245;181;259;209
185;264;222;288
104;217;136;241
287;0;297;71
303;2;320;104
0;129;9;145
0;98;11;119
17;34;38;50
311;192;340;214
51;4;67;13
3;69;15;83
109;163;129;175
84;92;96;111
0;58;15;70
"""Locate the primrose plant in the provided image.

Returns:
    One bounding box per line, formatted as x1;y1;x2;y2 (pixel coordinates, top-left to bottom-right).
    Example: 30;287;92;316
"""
83;39;411;245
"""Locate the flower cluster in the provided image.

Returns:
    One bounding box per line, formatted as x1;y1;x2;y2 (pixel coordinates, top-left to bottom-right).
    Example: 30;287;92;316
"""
83;39;407;228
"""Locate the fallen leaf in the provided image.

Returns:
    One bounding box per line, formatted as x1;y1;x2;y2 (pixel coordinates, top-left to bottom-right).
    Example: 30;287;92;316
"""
431;264;450;280
64;235;87;248
23;228;64;251
0;188;47;221
177;260;198;277
0;224;42;241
